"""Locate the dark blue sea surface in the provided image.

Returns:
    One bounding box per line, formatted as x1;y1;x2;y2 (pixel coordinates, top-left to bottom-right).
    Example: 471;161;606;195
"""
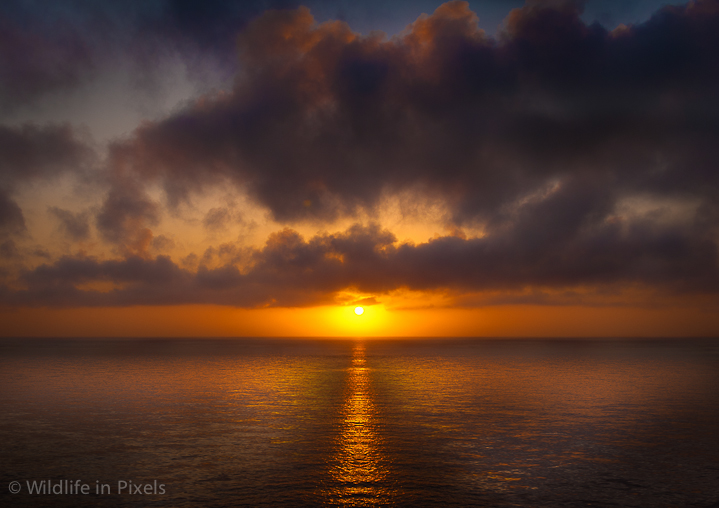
1;337;718;507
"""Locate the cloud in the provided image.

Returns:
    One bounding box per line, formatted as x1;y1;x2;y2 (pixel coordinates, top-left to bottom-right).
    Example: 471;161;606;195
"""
0;123;92;249
2;1;719;308
0;190;25;236
4;216;717;308
203;207;236;231
150;234;175;253
0;239;19;259
0;124;92;186
49;207;91;242
108;0;719;230
0;0;304;109
147;0;300;52
0;10;94;110
95;177;159;256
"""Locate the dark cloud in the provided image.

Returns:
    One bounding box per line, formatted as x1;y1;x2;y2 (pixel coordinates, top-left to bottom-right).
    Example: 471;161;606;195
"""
203;207;232;230
9;254;193;307
0;239;19;259
0;190;25;236
111;0;719;227
0;10;95;110
147;0;298;52
0;0;303;109
150;234;175;253
4;216;717;308
0;161;27;255
3;0;719;308
95;178;159;256
48;207;91;242
200;242;251;270
0;0;701;110
23;254;185;287
0;123;93;256
0;124;92;186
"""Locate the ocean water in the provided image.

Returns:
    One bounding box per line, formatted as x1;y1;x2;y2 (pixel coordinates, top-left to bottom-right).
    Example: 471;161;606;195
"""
1;337;718;507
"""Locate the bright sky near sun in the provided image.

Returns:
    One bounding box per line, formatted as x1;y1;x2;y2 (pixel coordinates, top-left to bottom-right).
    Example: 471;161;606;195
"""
1;0;718;337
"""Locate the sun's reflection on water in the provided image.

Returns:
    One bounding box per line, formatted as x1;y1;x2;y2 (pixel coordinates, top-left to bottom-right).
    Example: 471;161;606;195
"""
325;342;391;506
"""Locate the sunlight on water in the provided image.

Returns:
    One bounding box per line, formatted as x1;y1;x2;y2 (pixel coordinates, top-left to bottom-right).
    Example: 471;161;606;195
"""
1;338;718;507
327;343;391;505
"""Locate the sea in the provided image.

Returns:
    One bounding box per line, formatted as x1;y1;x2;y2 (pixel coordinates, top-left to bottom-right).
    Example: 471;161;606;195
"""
1;337;718;507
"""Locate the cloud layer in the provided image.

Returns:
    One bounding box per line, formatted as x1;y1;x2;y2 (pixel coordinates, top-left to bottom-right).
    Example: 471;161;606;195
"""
5;217;717;308
1;0;719;308
0;0;305;111
116;0;719;223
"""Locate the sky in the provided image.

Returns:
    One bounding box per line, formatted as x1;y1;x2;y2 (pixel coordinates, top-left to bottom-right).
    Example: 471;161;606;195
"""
1;0;718;337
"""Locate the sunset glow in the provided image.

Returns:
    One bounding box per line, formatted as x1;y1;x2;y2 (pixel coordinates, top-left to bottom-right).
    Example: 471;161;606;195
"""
3;2;719;506
1;0;718;337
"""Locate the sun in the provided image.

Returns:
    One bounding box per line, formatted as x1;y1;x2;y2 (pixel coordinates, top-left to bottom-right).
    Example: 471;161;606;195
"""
354;306;364;316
